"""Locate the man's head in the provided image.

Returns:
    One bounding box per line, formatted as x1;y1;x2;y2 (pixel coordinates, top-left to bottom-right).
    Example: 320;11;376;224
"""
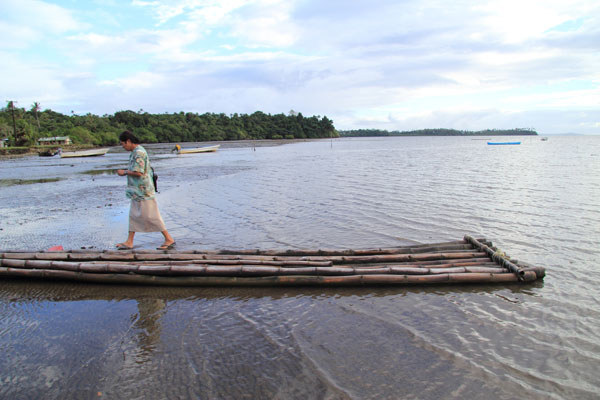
119;130;139;151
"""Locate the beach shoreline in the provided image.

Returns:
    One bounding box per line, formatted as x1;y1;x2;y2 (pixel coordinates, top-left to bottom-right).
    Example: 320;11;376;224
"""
0;138;325;159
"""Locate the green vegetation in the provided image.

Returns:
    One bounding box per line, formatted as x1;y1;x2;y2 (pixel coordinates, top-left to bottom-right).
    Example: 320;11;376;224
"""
0;103;338;147
0;101;538;148
340;128;538;137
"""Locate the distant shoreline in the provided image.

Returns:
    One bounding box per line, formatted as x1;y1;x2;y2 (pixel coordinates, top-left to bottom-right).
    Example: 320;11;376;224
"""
0;144;99;159
339;128;538;137
0;144;98;160
0;139;317;159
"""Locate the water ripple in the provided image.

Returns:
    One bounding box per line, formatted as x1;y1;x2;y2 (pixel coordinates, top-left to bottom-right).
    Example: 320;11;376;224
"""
1;136;600;398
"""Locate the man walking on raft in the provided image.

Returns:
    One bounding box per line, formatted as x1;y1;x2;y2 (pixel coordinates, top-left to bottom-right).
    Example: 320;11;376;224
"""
115;130;175;250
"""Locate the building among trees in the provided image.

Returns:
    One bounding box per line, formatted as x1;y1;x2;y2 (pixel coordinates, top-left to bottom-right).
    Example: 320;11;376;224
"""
37;136;72;146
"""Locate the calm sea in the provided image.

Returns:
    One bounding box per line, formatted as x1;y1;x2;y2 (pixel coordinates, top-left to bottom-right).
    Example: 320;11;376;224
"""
1;136;599;399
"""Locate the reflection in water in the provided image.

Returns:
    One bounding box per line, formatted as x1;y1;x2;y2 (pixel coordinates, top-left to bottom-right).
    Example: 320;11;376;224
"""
0;177;62;186
132;298;166;361
81;168;119;176
0;279;587;400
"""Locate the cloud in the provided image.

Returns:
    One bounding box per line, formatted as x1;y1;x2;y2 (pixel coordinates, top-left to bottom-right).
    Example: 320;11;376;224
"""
0;0;84;48
2;0;599;134
504;86;600;109
100;71;166;91
132;0;250;25
0;51;74;106
347;107;600;134
228;3;299;48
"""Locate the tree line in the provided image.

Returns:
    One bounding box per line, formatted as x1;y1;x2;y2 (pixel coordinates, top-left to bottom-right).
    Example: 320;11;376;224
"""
339;128;538;137
0;102;338;146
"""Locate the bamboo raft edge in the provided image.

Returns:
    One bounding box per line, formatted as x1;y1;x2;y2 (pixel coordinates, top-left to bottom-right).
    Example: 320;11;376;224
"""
0;235;545;287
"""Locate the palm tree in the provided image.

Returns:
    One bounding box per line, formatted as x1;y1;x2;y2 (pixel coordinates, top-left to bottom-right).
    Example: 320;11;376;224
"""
7;101;17;145
31;102;41;130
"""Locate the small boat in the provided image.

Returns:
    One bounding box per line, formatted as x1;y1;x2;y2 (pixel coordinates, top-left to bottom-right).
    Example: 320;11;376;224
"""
38;149;59;157
541;137;548;141
174;144;220;154
487;141;521;145
59;148;110;158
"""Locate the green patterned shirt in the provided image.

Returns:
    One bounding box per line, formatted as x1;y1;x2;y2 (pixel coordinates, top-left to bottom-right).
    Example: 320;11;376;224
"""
126;145;155;201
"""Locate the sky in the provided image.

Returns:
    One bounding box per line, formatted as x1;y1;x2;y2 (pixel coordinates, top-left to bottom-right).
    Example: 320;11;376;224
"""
1;0;599;134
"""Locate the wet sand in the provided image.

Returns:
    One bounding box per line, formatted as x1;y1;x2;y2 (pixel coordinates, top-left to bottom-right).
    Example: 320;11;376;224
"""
0;139;321;251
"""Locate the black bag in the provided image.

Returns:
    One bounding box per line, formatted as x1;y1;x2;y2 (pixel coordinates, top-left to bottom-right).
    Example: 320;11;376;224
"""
151;167;158;192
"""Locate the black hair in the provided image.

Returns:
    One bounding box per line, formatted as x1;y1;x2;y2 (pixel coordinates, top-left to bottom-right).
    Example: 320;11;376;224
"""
119;130;140;144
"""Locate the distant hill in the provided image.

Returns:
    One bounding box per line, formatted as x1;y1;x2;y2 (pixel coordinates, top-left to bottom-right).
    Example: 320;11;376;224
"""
339;128;538;137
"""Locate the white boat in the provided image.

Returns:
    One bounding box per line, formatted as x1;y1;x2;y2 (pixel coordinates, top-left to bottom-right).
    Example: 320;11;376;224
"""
175;144;220;154
59;148;110;158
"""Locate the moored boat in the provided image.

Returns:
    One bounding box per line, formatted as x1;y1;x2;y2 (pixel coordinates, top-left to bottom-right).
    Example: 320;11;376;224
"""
173;144;220;154
38;149;59;157
59;148;110;158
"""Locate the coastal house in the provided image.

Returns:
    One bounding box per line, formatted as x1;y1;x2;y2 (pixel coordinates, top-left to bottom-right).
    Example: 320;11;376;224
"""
0;138;7;148
37;136;72;146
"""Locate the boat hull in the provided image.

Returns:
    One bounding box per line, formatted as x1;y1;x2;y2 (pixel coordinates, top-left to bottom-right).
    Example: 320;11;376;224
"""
178;145;220;154
60;148;110;158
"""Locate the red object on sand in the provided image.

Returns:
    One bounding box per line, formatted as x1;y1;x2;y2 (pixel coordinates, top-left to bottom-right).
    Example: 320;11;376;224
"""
47;245;64;251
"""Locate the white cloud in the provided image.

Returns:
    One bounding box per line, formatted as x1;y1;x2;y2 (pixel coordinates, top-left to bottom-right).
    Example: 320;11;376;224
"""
474;1;566;43
133;0;251;25
504;87;600;109
0;0;84;46
0;51;70;106
0;23;40;49
62;28;202;64
2;0;599;134
227;1;299;47
100;71;165;91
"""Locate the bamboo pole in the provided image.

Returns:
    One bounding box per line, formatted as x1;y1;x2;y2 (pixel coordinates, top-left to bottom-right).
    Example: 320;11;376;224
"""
521;267;545;279
188;259;333;267
281;251;487;264
0;259;511;277
333;259;497;269
1;250;487;264
1;259;26;268
0;239;485;255
0;266;533;286
211;239;491;256
2;254;499;271
1;240;484;259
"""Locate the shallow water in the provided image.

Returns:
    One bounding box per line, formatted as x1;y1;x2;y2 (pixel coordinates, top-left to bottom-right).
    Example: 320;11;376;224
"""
1;136;599;399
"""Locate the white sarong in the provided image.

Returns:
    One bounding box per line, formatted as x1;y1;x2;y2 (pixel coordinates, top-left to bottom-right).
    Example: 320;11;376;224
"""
129;199;166;232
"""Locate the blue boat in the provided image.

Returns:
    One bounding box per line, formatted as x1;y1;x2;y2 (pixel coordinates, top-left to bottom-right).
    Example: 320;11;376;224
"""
487;141;521;145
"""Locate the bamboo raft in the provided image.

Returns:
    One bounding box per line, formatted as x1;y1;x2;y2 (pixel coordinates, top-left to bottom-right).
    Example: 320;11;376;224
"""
0;236;545;287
